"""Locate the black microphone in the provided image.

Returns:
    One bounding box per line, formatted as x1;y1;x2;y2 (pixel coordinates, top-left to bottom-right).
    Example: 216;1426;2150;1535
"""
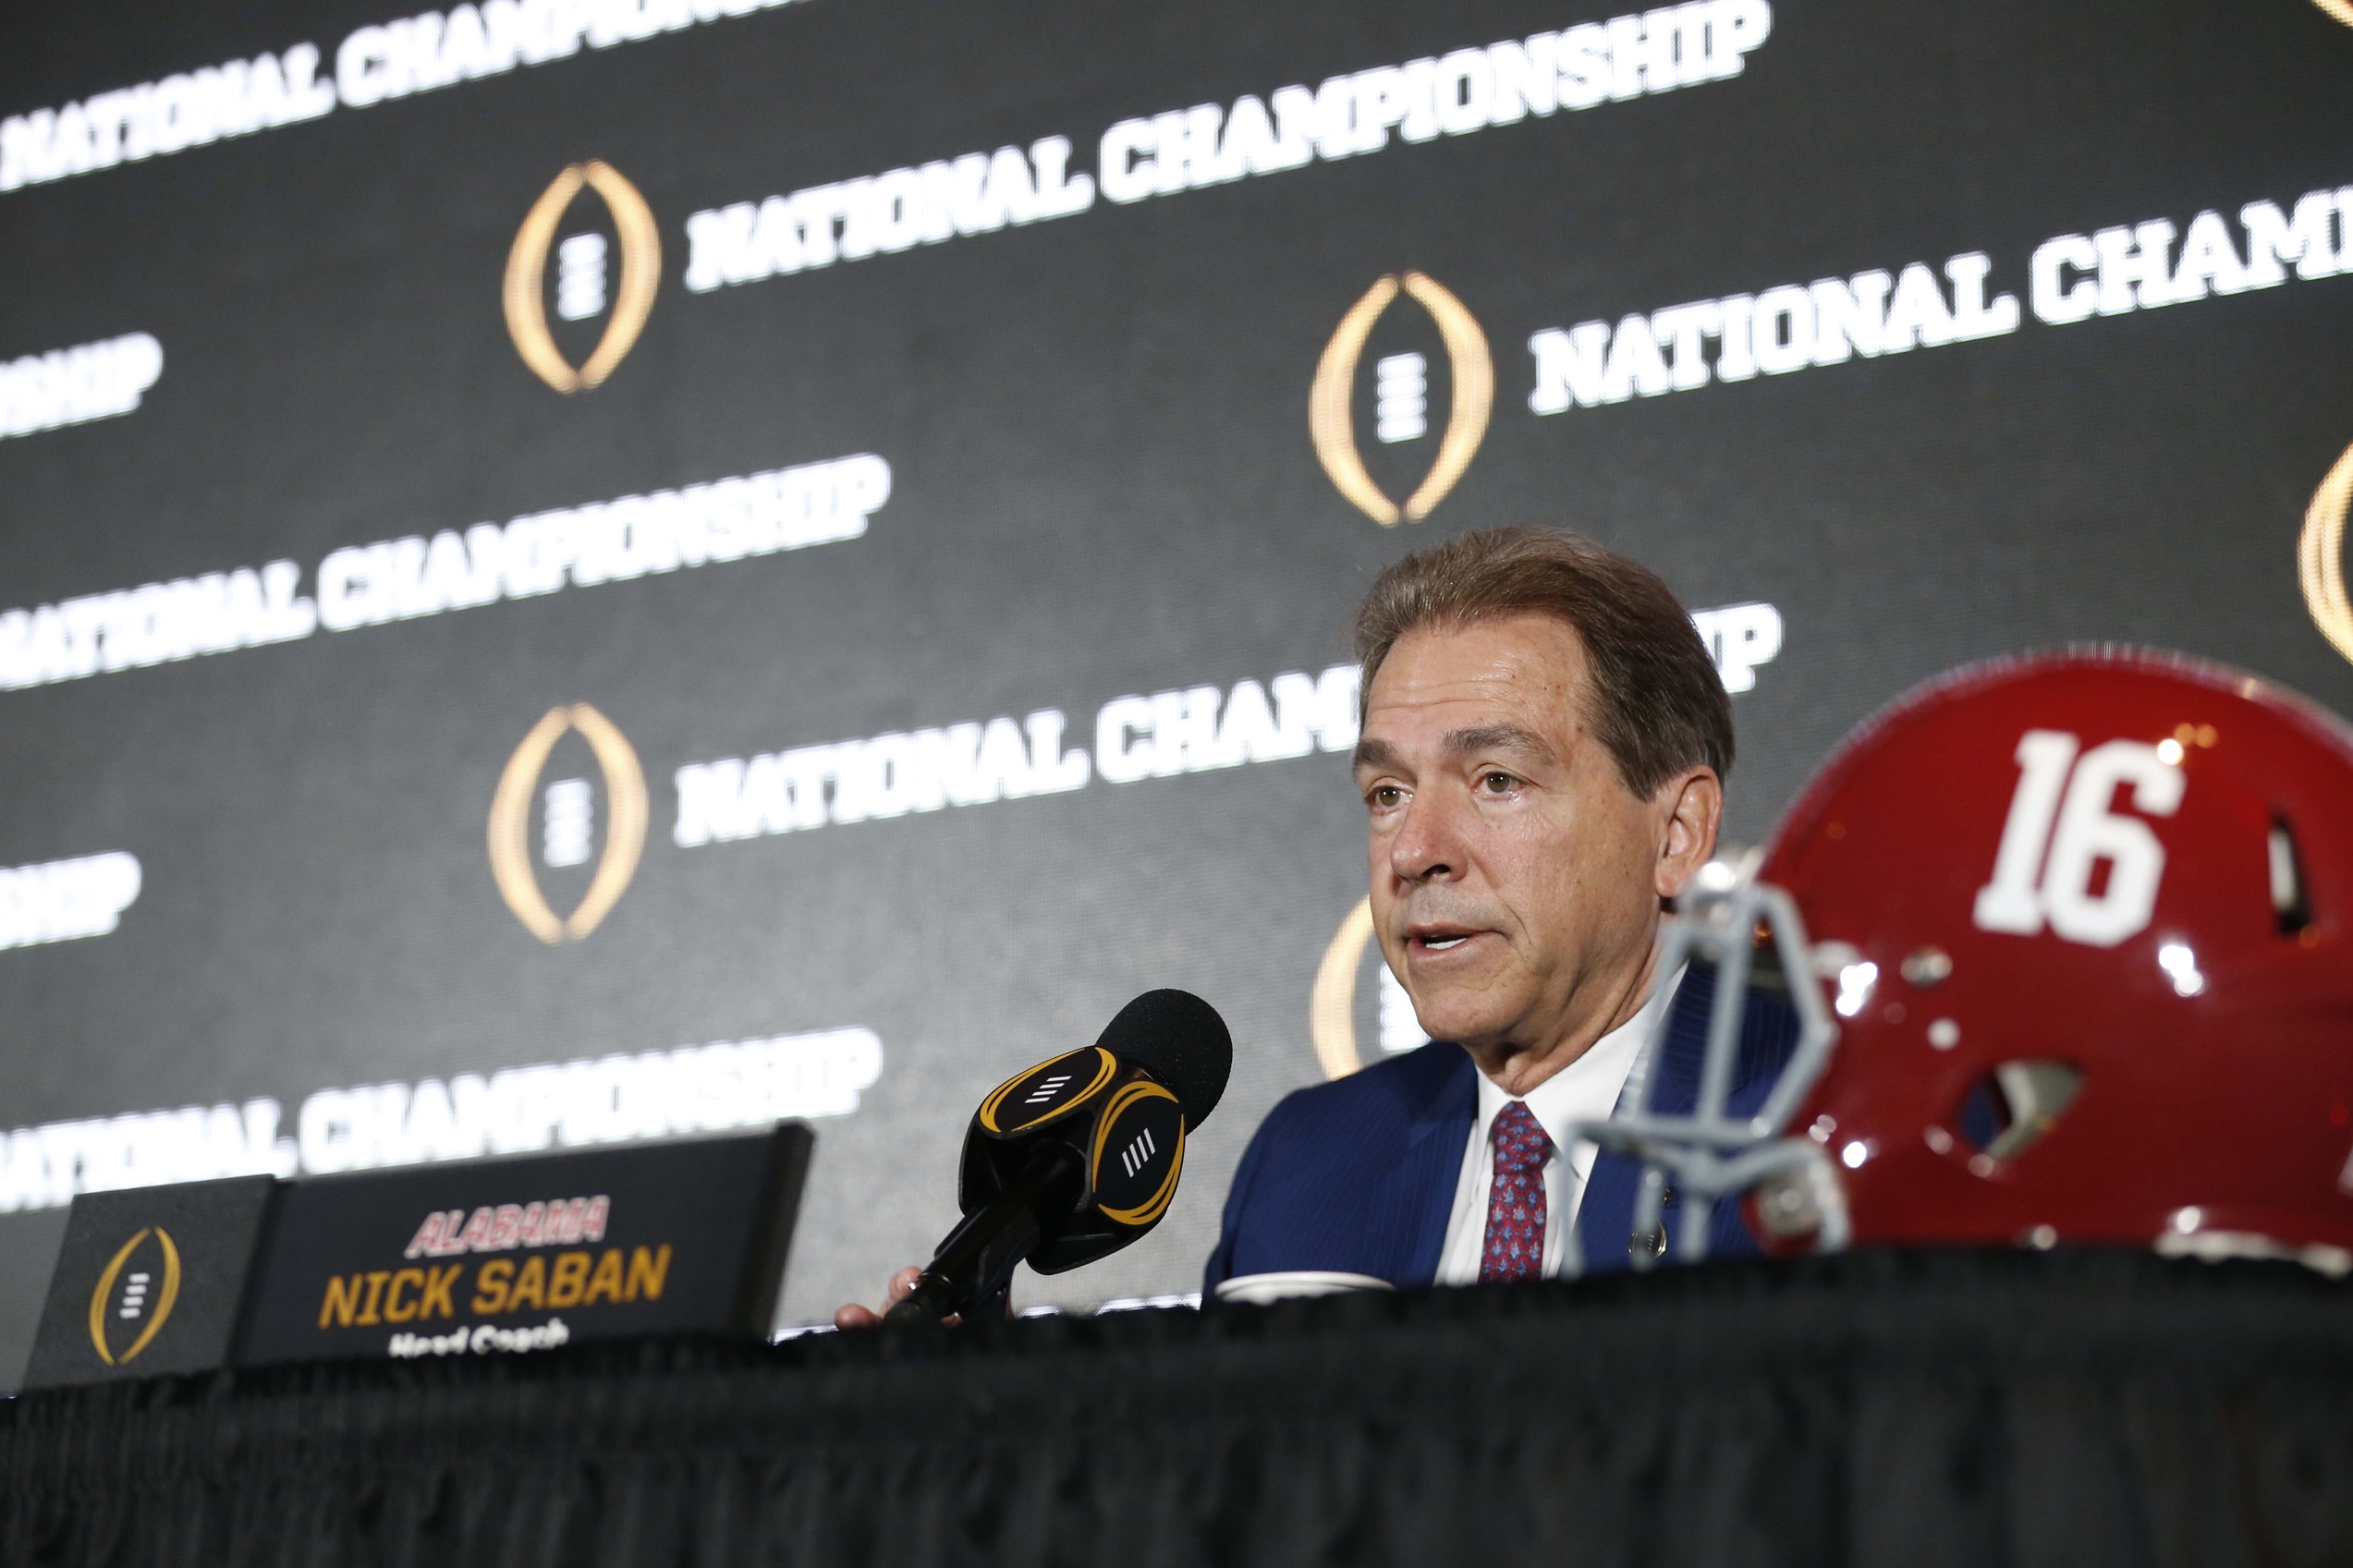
884;990;1233;1326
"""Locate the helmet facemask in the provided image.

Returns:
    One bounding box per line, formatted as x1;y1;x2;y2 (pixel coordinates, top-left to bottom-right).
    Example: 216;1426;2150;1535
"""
1567;876;1842;1273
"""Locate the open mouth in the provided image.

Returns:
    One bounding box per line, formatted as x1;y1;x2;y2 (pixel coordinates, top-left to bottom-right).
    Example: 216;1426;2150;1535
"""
1409;929;1487;955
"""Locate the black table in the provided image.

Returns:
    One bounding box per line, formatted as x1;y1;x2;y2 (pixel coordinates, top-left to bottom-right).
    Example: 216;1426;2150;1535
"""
6;1249;2350;1566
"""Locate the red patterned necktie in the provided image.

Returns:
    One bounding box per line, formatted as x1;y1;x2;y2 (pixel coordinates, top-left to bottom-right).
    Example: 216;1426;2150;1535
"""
1481;1100;1554;1282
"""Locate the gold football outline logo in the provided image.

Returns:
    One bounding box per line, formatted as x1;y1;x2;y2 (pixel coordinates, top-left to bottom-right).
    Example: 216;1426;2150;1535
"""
1309;896;1382;1080
1090;1080;1186;1227
504;162;662;394
89;1225;180;1367
1310;273;1494;526
2304;442;2353;666
488;704;649;943
977;1047;1119;1136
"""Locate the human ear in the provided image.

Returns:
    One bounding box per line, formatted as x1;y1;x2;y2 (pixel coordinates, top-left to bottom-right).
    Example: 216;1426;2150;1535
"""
1652;768;1723;899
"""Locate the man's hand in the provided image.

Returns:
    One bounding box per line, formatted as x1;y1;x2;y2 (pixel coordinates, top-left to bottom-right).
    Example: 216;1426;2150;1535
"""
834;1265;924;1329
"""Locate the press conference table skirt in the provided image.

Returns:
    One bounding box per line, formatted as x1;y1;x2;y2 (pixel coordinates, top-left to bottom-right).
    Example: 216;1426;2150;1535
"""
3;1248;2348;1567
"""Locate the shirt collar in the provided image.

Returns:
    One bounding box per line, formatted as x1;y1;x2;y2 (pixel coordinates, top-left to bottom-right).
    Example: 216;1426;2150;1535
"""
1473;965;1685;1155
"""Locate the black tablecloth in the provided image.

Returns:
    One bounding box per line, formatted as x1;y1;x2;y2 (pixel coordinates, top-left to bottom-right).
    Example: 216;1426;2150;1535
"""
5;1248;2351;1566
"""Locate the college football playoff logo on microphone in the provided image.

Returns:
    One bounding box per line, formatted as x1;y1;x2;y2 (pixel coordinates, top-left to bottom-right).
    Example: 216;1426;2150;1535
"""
1310;273;1493;527
1089;1081;1185;1227
87;1225;181;1367
505;162;662;394
487;704;649;943
978;1047;1118;1136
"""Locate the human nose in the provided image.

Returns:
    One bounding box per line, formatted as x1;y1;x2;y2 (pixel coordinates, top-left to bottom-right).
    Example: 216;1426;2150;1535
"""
1387;787;1467;885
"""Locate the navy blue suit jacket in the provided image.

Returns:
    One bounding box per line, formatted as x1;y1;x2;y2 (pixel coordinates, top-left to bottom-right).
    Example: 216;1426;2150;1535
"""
1204;964;1801;1291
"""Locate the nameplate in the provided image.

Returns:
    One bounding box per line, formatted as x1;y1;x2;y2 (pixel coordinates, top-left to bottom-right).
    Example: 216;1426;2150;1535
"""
233;1124;811;1366
20;1175;279;1389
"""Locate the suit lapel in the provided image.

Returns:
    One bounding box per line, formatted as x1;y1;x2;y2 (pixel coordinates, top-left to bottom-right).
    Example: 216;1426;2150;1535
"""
1573;1153;1641;1273
1368;1047;1475;1287
1570;965;1714;1273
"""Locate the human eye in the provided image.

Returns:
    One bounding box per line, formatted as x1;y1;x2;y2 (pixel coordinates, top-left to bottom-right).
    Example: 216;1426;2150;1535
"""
1478;770;1519;796
1364;783;1407;811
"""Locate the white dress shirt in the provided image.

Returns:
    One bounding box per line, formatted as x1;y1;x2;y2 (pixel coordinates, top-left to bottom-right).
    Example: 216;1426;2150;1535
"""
1433;967;1682;1284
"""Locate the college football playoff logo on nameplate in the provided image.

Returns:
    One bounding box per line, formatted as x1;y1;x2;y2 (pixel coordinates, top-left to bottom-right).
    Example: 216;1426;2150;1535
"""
87;1225;180;1366
1310;273;1493;526
504;162;662;394
487;704;649;942
23;1175;278;1388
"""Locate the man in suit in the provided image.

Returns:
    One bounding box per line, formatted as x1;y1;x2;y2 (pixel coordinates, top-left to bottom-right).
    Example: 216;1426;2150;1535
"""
1205;527;1797;1290
840;527;1791;1325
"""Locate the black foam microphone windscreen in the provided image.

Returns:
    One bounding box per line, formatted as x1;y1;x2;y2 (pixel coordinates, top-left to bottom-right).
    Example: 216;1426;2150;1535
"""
1093;988;1232;1126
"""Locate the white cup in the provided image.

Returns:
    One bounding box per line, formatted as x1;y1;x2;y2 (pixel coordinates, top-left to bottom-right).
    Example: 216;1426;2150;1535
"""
1212;1270;1396;1306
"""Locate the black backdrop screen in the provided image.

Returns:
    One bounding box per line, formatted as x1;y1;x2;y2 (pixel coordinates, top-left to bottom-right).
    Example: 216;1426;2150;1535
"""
4;0;2352;1383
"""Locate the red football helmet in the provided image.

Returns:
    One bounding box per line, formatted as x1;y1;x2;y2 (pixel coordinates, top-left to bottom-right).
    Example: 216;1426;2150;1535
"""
1583;648;2353;1270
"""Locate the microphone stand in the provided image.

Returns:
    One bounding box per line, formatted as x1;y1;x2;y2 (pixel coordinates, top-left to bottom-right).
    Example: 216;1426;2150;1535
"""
884;1145;1082;1326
